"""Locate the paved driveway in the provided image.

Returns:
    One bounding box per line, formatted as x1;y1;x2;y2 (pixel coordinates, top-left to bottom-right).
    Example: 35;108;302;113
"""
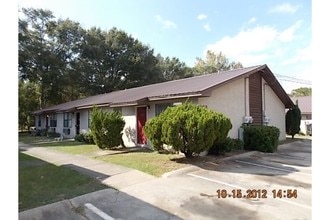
20;139;311;220
123;139;311;220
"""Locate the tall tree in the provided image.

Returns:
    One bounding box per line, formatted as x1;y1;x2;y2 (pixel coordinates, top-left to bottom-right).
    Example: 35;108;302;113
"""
19;8;57;108
285;105;302;139
18;7;194;111
19;8;86;106
194;50;243;75
290;87;312;97
155;55;193;81
77;27;163;95
19;81;40;130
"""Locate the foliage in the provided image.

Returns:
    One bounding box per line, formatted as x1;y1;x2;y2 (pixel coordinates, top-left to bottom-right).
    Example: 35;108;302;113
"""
194;50;243;75
243;125;280;153
155;55;193;81
90;107;125;149
145;103;232;157
18;7;245;132
19;81;40;130
47;131;61;138
74;132;95;144
208;137;244;155
290;87;312;97
285;105;302;139
19;8;85;107
144;114;166;151
74;133;85;142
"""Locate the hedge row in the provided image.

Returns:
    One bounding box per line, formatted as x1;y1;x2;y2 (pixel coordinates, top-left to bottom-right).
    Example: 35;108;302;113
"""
243;125;280;153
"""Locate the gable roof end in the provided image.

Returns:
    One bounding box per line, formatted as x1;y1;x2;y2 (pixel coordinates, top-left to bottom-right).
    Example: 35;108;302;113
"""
260;65;295;108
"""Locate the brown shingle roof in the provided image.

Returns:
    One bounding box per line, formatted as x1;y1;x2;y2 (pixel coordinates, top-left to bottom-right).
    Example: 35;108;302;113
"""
34;64;294;114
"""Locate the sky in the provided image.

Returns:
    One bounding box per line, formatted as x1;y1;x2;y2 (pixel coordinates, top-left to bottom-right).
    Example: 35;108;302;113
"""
17;0;312;93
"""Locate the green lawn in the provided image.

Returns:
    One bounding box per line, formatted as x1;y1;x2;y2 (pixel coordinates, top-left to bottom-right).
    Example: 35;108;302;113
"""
19;152;108;211
96;151;187;177
19;132;100;155
19;132;54;144
19;133;188;177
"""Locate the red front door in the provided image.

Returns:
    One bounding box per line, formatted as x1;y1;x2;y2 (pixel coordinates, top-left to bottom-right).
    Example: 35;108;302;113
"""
137;107;147;144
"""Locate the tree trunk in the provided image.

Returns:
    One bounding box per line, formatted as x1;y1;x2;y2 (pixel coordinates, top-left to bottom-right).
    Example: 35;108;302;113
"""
184;150;193;158
121;137;126;148
291;134;294;139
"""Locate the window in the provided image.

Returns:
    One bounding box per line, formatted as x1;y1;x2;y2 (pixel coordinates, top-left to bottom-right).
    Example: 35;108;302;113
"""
63;128;70;135
63;113;72;128
155;103;173;116
50;114;57;127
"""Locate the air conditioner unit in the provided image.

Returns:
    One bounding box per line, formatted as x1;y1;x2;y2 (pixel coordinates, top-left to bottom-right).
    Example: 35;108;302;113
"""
243;116;253;124
264;116;271;124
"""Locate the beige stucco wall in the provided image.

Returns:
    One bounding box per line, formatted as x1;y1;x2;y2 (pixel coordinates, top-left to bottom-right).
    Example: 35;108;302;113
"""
79;110;89;134
122;106;137;147
56;113;63;135
263;80;286;140
198;78;246;139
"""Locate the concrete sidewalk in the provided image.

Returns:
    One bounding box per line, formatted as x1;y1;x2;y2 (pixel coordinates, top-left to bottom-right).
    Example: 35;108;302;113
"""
19;142;155;189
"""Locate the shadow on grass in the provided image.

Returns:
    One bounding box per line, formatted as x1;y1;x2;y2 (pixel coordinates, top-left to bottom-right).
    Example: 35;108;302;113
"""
95;146;154;157
19;152;108;212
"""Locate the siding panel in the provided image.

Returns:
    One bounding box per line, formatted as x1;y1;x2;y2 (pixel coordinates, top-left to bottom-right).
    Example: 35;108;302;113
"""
249;72;262;125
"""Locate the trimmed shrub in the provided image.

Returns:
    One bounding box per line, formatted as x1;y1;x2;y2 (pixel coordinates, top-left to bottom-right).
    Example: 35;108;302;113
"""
74;133;85;142
243;125;280;153
47;131;61;138
90;107;125;149
208;137;244;155
145;103;232;157
144;114;166;152
74;133;95;144
84;132;95;144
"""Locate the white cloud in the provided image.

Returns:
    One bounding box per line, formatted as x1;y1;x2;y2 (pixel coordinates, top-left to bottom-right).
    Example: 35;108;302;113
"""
282;44;312;65
278;20;303;42
270;3;300;14
206;26;278;65
205;22;304;66
197;14;207;20
155;15;177;29
203;23;211;32
248;17;256;24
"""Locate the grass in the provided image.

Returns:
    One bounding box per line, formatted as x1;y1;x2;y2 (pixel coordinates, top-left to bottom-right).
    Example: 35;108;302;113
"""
95;151;187;177
51;144;99;155
19;132;100;155
19;132;188;177
19;152;108;211
18;132;54;144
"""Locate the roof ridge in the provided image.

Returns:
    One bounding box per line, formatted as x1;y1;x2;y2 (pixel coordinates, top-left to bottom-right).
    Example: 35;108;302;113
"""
124;64;265;91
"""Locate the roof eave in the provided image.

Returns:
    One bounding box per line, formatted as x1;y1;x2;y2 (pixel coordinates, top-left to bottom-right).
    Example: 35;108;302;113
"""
147;93;205;101
261;65;295;108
